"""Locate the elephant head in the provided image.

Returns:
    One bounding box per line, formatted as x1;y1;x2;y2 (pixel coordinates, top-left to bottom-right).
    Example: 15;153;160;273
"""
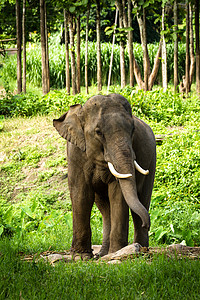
53;94;151;230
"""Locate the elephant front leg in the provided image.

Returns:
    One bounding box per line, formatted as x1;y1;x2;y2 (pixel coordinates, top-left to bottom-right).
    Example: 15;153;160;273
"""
95;193;111;257
108;181;129;253
70;182;95;259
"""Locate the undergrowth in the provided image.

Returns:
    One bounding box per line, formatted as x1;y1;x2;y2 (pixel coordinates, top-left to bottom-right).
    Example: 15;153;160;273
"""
0;249;199;300
0;87;199;248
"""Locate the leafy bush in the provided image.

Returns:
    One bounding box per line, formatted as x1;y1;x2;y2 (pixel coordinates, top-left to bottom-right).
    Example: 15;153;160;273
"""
150;129;200;246
126;89;200;126
0;90;90;117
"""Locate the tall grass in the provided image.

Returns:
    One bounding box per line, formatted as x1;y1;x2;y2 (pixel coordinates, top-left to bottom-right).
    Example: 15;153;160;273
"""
0;42;186;89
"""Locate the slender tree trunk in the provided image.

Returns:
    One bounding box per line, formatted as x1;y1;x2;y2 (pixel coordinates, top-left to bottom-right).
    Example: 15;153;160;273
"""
44;2;50;92
189;4;195;90
185;3;190;95
128;0;134;87
116;0;126;88
96;0;102;91
133;56;144;89
107;8;118;93
64;10;70;94
161;6;167;92
69;14;77;95
143;8;148;91
195;0;200;95
76;15;81;94
148;39;162;90
22;0;26;93
16;0;22;94
174;0;178;93
85;4;90;94
40;0;48;94
122;0;128;27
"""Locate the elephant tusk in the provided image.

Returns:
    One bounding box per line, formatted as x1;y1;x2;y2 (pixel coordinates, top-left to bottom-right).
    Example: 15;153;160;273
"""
134;160;149;175
108;162;132;179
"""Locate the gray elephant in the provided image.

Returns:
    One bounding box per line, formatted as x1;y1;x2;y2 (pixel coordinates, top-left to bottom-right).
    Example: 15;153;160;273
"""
53;94;156;259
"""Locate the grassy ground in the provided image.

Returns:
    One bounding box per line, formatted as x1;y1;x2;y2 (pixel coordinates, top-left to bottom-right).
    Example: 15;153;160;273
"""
0;243;200;300
0;90;199;299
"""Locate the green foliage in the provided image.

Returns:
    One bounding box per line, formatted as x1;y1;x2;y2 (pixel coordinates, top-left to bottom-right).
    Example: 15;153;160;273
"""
0;87;199;249
149;129;200;246
125;89;200;126
0;42;187;89
0;90;90;117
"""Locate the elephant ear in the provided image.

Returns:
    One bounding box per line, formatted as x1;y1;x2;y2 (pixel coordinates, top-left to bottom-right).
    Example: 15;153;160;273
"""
53;104;86;151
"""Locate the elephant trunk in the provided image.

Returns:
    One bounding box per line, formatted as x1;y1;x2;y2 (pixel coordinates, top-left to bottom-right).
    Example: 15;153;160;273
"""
106;141;150;230
119;178;150;230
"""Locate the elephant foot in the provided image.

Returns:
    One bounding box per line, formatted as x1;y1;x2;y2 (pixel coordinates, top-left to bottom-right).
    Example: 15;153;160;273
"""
94;247;109;258
71;250;94;261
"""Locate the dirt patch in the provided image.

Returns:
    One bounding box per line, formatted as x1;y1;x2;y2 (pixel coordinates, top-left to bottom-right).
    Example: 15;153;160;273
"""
22;244;200;265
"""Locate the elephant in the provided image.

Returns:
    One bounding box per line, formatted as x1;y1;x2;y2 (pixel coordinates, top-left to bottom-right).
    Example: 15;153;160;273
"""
53;93;156;259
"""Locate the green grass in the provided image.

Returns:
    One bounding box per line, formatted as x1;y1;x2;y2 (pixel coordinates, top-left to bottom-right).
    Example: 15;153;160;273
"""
0;244;199;300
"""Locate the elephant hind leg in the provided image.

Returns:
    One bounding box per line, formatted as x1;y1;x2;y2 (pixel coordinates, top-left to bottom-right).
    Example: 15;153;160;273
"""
131;211;149;247
95;193;111;257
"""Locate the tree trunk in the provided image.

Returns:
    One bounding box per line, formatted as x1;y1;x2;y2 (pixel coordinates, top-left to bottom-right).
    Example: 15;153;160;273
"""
161;6;167;92
69;13;77;95
189;4;195;90
16;0;22;94
44;2;50;92
64;10;70;94
76;15;81;94
174;0;178;93
22;0;26;93
107;8;118;93
85;4;90;94
40;0;48;95
133;56;144;90
128;0;134;87
148;39;162;90
195;0;200;95
142;8;148;91
131;0;161;91
96;0;102;91
185;3;190;95
116;0;126;88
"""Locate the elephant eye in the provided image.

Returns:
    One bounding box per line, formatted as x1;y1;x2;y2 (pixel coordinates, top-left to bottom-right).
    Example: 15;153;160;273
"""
95;128;103;137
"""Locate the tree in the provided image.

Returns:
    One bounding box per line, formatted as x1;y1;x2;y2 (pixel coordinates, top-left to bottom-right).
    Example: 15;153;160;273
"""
96;0;102;91
45;1;50;92
76;15;81;94
16;0;22;94
195;0;200;95
132;1;162;91
174;0;178;92
128;0;134;87
40;0;49;95
189;3;195;90
85;2;90;94
161;5;167;92
64;9;70;94
116;0;126;88
22;0;26;93
69;13;77;95
179;2;195;95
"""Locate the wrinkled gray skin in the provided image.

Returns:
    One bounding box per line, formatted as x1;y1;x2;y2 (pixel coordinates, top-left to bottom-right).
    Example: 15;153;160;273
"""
53;94;156;258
